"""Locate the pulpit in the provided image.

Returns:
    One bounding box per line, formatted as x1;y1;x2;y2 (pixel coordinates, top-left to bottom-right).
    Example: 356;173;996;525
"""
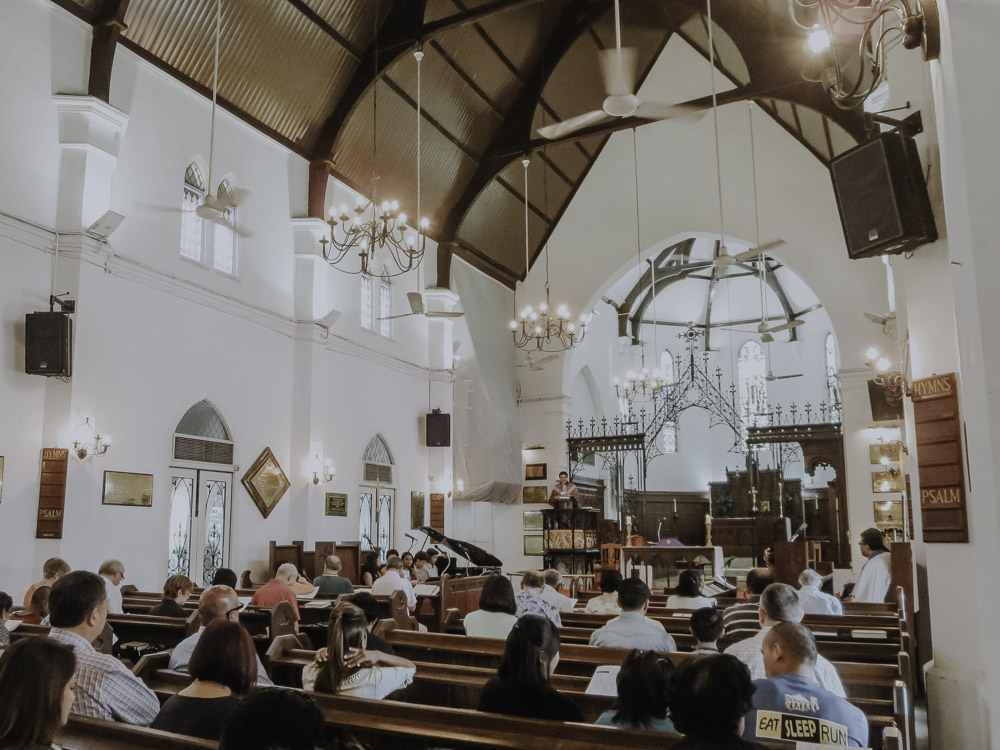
542;508;600;575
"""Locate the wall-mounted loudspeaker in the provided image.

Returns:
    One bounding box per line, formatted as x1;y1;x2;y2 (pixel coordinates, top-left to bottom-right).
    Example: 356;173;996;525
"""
867;379;905;423
830;132;937;259
25;312;73;377
426;411;451;447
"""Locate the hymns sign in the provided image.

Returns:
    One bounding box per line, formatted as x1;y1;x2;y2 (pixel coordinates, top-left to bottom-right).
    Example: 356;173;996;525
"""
911;373;968;543
36;447;69;539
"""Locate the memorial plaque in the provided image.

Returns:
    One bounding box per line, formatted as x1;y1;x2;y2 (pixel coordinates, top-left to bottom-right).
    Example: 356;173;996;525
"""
37;448;68;539
912;373;968;543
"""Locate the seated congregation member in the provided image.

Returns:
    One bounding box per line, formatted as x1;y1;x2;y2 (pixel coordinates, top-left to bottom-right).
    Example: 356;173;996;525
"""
743;622;867;748
797;569;843;616
211;567;239;588
690;606;724;654
360;551;381;587
24;556;71;606
478;614;583;722
724;583;845;697
347;591;394;654
170;584;273;686
0;592;11;649
846;527;892;603
541;569;575;612
371;555;418;613
48;570;160;725
379;550;400;577
594;649;677;732
401;551;415;580
0;637;76;749
220;688;326;750
98;559;126;615
412;551;433;582
585;569;623;614
463;574;517;639
251;563;302;621
589;578;676;652
148;574;194;618
514;570;562;627
152;620;256;740
12;585;50;625
723;567;773;639
667;654;768;750
667;570;716;610
302;603;416;698
312;555;353;598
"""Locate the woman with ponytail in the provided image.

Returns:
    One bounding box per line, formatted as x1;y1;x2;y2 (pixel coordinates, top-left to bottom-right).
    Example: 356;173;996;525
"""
477;614;582;722
301;602;415;699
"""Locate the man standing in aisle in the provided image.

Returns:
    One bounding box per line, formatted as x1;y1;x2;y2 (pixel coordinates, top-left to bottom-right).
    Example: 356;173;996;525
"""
846;528;892;603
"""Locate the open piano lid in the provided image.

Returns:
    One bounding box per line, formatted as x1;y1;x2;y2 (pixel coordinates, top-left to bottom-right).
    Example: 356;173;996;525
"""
420;526;502;568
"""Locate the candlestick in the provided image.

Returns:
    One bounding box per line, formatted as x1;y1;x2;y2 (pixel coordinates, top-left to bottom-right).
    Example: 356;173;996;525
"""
673;498;677;513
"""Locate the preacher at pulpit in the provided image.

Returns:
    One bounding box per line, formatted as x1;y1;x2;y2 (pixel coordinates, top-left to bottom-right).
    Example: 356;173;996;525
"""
549;471;580;508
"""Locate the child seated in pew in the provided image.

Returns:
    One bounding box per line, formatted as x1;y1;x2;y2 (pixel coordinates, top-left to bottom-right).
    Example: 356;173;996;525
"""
147;574;194;618
151;619;257;741
477;614;584;723
690;607;724;654
302;602;416;699
0;637;77;749
667;654;768;750
666;570;716;610
11;585;49;625
594;649;677;733
220;688;326;750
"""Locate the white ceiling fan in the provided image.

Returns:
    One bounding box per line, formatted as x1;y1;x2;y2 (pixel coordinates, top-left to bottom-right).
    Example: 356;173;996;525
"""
713;239;786;269
536;0;704;141
765;368;803;381
758;318;805;343
379;291;465;321
516;352;558;371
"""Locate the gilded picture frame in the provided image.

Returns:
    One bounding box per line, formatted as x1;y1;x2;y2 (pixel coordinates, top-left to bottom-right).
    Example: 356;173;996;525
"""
410;491;425;528
871;470;904;493
242;447;291;519
523;509;543;531
101;470;153;507
523;535;544;556
525;463;547;480
522;485;548;504
325;492;348;517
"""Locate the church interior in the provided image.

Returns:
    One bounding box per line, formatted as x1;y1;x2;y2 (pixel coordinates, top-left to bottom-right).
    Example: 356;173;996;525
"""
1;0;999;748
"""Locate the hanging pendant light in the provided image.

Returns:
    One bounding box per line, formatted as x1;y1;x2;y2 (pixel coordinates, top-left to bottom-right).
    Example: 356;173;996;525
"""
321;5;427;277
509;156;590;352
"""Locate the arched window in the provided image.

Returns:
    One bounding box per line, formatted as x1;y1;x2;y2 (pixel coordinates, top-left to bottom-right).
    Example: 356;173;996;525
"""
738;341;768;429
360;435;394;561
181;163;206;261
660;349;678;453
825;332;842;417
212;179;237;275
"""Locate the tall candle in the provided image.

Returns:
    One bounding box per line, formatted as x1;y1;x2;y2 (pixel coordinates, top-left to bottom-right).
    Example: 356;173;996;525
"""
673;499;678;513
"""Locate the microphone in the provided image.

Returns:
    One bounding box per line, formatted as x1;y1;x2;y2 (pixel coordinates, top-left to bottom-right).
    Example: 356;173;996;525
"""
405;533;418;542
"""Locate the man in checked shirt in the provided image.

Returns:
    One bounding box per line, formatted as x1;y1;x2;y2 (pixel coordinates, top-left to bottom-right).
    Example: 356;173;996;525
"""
48;570;160;725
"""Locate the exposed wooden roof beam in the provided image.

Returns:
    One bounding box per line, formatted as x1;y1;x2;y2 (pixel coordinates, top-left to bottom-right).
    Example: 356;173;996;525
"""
88;0;130;102
377;0;545;54
285;0;363;61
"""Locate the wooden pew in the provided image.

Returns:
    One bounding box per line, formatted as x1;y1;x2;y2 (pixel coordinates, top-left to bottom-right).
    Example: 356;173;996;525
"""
56;716;215;749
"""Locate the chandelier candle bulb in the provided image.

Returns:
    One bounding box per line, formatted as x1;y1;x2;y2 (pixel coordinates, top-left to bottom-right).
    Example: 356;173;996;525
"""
876;357;892;373
866;346;881;361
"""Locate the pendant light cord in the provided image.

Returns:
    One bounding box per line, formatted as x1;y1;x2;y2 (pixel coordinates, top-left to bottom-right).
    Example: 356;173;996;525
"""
523;157;530;278
707;0;726;249
208;0;220;193
415;45;423;288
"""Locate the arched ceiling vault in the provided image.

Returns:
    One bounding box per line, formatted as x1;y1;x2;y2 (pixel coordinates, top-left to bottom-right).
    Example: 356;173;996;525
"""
57;0;867;288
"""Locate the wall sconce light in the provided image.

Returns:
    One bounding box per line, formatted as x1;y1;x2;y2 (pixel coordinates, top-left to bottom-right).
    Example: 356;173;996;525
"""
312;455;334;485
863;348;910;403
72;417;111;460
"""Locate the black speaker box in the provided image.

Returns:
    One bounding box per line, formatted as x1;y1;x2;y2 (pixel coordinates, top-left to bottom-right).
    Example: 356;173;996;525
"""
25;312;73;377
830;132;937;259
426;412;451;447
868;379;905;422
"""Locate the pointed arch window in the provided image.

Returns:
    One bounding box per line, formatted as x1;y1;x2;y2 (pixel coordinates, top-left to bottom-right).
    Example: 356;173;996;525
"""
360;435;394;561
212;179;237;275
181;163;206;261
825;332;842;417
738;341;768;430
660;349;678;453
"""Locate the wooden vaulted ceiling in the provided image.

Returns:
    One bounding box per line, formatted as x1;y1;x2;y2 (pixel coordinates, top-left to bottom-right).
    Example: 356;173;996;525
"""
57;0;867;289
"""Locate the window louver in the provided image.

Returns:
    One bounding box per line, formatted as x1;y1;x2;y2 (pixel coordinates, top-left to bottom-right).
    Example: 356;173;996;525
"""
174;436;234;465
364;463;392;484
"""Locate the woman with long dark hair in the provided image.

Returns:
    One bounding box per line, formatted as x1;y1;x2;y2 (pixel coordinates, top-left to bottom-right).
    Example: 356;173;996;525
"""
0;637;76;750
463;574;517;639
360;551;381;588
595;649;676;732
151;619;256;740
477;614;582;722
302;603;415;699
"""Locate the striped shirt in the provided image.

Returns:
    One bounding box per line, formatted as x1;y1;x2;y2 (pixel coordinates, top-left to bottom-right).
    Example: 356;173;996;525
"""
49;628;160;725
723;600;762;639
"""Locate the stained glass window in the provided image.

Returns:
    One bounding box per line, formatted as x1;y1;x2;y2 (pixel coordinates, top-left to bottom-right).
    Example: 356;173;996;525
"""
825;332;842;418
167;477;193;577
359;491;374;550
379;280;392;338
202;479;227;587
181;163;205;261
360;274;373;330
738;340;768;429
213;180;236;275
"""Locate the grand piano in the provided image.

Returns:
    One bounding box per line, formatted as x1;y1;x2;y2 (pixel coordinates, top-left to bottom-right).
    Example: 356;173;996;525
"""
418;526;502;577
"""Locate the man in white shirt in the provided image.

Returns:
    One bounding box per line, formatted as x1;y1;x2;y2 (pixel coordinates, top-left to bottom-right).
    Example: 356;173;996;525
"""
540;569;575;612
371;555;417;612
723;583;846;697
98;559;125;615
797;569;843;615
847;528;893;603
589;578;676;651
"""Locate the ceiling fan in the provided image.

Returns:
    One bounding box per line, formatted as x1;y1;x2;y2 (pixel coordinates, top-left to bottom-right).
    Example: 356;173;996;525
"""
757;318;804;343
379;292;465;321
536;0;704;141
765;368;803;381
516;353;558;371
713;239;786;269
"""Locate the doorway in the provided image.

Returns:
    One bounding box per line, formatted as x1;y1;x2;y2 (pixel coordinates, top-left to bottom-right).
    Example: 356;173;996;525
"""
168;469;233;587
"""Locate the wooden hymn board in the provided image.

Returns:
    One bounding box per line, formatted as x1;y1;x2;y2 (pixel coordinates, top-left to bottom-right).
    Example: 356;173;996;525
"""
36;447;69;539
